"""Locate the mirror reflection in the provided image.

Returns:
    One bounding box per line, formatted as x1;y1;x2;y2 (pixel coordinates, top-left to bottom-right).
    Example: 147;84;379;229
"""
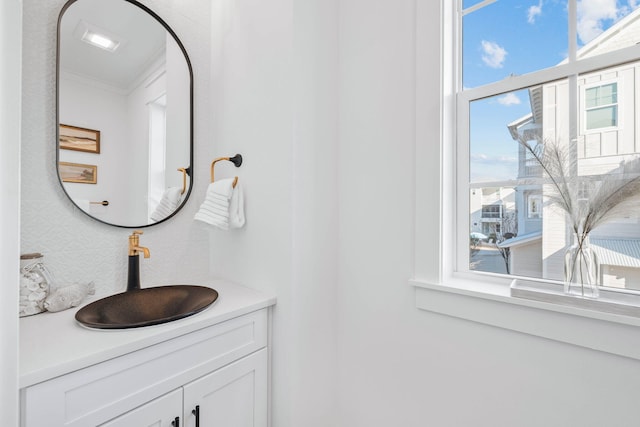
57;0;192;227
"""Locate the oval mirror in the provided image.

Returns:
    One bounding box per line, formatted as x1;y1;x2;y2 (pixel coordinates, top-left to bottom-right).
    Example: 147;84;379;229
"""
57;0;193;228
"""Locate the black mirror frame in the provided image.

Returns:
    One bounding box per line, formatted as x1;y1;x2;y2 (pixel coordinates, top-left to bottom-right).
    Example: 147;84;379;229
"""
56;0;194;228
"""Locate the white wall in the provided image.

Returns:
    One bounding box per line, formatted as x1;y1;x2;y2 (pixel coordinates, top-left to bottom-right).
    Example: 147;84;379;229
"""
126;66;166;223
165;33;191;189
208;0;338;425
59;75;135;223
209;0;640;425
336;1;640;426
0;0;21;423
21;0;212;296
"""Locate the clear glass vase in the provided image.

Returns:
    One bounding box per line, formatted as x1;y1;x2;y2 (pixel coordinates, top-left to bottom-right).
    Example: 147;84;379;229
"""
564;233;599;298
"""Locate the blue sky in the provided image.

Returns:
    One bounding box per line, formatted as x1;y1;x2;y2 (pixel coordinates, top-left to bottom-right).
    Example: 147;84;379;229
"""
467;0;640;183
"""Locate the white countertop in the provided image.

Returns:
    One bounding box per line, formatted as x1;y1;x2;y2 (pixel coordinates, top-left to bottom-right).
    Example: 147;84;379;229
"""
19;280;276;388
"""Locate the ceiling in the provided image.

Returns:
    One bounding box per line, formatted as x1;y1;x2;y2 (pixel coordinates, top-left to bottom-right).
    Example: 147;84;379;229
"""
59;0;168;91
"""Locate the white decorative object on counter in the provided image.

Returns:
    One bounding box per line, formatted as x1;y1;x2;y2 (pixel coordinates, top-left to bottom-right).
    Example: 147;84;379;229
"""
19;253;54;317
44;282;95;312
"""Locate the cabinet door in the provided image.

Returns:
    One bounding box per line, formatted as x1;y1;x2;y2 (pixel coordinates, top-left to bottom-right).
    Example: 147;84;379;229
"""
100;389;183;427
183;348;268;427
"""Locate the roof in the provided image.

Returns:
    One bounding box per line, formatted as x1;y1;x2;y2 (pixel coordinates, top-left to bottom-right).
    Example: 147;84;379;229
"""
497;231;542;249
497;235;640;268
591;238;640;268
576;7;640;60
508;7;640;143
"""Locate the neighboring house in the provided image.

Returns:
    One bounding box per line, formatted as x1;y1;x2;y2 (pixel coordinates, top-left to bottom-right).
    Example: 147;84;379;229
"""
504;8;640;288
470;186;516;240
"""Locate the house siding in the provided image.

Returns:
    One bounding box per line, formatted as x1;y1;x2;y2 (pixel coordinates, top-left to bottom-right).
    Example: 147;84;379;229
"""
602;265;640;290
511;240;543;278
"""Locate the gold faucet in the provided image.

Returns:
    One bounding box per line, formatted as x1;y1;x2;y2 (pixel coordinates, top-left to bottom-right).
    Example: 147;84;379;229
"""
127;231;150;292
128;230;150;258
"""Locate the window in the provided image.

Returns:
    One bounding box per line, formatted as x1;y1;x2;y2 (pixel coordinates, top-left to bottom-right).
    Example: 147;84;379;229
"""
412;0;640;364
584;82;618;130
527;194;541;219
458;1;640;291
148;94;167;219
481;205;500;219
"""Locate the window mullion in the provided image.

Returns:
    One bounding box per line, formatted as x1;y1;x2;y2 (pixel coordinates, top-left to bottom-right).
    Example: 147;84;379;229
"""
568;0;578;176
461;0;497;16
568;0;577;62
456;91;471;275
461;44;640;105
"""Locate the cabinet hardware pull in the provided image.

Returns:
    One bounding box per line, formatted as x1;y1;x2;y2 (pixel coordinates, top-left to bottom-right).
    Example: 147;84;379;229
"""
171;416;180;427
192;405;200;427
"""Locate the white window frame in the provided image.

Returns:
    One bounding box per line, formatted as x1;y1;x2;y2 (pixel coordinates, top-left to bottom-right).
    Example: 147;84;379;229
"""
526;194;541;219
582;80;620;132
412;0;640;362
147;94;167;220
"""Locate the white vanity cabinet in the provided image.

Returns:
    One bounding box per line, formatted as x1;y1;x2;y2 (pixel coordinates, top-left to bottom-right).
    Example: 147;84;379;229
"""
102;349;268;427
183;348;268;427
100;389;183;427
21;308;270;427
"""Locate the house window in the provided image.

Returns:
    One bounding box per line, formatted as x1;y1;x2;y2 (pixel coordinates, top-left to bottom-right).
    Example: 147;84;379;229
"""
527;194;541;219
481;205;500;219
457;1;640;290
585;82;618;130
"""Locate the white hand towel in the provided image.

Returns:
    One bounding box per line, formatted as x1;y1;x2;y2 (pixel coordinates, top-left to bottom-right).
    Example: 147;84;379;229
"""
208;177;234;198
150;187;182;221
229;183;245;229
194;179;245;230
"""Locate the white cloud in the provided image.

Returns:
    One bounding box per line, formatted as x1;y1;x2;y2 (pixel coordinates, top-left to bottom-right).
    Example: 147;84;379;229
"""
470;153;518;165
471;153;489;162
576;0;637;44
497;93;521;106
618;0;640;16
470;154;518;182
481;40;507;69
528;0;543;24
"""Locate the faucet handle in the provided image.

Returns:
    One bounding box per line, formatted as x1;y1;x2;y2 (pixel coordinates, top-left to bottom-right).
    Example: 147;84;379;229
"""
128;230;147;256
129;230;142;245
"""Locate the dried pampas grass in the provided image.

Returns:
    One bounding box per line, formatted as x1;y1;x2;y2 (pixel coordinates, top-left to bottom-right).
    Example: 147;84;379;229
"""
517;137;640;237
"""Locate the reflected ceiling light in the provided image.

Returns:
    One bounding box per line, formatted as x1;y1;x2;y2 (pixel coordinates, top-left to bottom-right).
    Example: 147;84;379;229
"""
83;31;119;51
74;20;124;53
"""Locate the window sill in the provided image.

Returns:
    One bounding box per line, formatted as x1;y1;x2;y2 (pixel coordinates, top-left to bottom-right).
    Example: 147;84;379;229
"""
411;277;640;361
511;279;640;318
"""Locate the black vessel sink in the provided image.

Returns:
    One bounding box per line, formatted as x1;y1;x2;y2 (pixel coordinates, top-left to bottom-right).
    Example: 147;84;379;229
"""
75;285;219;329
